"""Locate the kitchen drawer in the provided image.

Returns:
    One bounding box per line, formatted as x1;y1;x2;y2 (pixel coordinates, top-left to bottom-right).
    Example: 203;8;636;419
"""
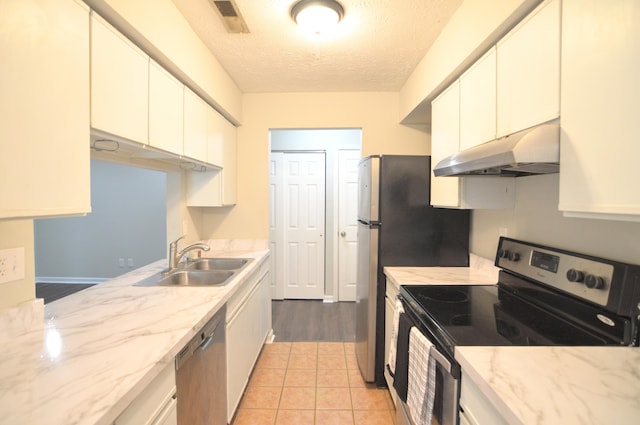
115;362;176;425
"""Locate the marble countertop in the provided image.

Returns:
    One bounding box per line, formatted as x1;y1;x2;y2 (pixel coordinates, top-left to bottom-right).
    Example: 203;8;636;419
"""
456;346;640;425
384;253;500;289
0;239;269;425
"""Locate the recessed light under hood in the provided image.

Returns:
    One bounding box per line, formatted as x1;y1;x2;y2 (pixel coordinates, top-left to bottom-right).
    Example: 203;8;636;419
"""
433;123;560;177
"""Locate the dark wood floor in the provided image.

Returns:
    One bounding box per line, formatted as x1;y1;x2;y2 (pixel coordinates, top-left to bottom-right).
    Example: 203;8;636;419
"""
36;283;96;304
271;299;356;342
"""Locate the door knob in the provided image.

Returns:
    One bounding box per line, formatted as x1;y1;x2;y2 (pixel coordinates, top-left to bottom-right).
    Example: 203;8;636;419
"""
340;231;346;237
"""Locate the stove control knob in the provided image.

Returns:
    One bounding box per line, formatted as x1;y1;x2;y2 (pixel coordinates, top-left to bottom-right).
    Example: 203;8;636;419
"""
585;274;605;289
498;249;510;259
566;269;585;283
508;252;520;262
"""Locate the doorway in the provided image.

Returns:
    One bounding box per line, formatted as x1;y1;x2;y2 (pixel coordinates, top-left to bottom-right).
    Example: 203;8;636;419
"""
269;129;361;302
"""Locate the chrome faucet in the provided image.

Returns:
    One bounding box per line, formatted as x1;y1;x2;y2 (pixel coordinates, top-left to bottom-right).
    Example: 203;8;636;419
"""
166;236;210;273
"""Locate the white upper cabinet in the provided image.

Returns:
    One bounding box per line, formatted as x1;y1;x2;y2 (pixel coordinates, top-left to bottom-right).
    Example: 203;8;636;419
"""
186;113;237;207
90;13;149;145
183;87;208;162
460;47;497;150
496;0;560;136
430;81;514;210
559;0;640;221
431;82;463;208
206;107;226;168
0;0;91;219
149;60;184;156
220;118;238;206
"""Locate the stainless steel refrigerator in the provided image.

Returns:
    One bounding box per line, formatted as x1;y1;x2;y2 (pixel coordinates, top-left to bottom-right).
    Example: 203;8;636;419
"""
355;155;470;385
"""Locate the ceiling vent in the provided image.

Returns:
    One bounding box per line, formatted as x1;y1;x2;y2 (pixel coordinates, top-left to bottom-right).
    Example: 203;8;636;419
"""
209;0;250;33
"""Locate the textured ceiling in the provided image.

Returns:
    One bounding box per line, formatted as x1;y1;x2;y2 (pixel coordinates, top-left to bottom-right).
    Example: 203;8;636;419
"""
171;0;463;93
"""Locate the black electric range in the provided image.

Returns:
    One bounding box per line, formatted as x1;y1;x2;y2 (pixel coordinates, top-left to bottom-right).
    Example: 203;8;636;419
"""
399;237;640;360
393;237;640;425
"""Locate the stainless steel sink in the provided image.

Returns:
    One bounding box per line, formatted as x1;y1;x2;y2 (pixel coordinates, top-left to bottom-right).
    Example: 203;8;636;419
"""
180;257;252;271
134;270;235;287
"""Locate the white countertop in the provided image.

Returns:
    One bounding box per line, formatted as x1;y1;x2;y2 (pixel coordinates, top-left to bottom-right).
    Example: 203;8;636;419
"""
0;239;269;425
384;253;500;289
456;346;640;425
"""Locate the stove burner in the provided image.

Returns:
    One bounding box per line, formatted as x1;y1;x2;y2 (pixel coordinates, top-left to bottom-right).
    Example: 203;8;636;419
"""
449;314;471;326
418;288;469;303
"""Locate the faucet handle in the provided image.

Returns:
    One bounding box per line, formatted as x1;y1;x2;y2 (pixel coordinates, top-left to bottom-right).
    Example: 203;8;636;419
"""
170;235;186;247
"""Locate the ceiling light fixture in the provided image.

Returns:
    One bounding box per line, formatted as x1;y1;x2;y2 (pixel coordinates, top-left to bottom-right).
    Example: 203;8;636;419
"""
291;0;345;34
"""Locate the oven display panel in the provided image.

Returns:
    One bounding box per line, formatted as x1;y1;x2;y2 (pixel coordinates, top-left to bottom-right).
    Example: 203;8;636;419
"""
530;250;559;273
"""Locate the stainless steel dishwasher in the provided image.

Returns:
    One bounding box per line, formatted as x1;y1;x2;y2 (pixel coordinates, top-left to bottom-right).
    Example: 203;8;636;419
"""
175;306;226;425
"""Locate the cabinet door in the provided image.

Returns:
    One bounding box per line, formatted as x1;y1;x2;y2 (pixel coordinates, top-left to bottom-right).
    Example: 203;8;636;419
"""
206;107;225;168
91;13;149;144
149;61;184;156
431;81;462;208
431;81;515;210
460;371;510;425
460;47;496;150
183;87;208;162
226;270;270;423
221;119;238;205
186;111;236;207
0;0;90;218
496;0;560;137
559;0;640;221
115;362;176;425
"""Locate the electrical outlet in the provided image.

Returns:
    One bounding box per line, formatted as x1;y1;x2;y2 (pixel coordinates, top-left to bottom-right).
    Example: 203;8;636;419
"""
127;258;134;268
0;247;25;285
118;258;125;268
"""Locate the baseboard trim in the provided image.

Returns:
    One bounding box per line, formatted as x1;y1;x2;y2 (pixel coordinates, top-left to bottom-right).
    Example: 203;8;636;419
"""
36;277;109;285
323;295;335;303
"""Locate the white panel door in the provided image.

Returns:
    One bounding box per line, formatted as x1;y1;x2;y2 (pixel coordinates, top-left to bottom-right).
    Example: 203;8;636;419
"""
283;153;326;299
269;153;285;299
338;150;360;301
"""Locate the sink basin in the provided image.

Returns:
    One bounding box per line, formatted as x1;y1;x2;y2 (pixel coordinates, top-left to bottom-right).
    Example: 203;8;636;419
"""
181;257;252;271
134;270;235;287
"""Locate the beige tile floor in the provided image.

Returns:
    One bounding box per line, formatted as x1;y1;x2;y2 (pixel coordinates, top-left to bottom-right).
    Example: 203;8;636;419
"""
232;342;397;425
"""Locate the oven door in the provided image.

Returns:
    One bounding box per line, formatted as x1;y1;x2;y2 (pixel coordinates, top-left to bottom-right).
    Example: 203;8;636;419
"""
396;297;460;425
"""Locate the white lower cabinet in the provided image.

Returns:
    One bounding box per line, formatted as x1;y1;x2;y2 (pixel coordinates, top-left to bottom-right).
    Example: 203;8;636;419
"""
226;260;271;423
114;362;177;425
459;370;509;425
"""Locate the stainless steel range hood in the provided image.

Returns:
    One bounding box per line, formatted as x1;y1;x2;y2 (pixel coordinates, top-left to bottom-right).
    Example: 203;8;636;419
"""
433;123;560;177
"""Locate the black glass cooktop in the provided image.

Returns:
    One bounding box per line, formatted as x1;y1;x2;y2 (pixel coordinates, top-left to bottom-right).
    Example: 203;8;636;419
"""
400;282;626;358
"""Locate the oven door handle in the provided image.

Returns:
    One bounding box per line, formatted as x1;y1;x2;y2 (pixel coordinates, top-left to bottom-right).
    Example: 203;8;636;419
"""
429;345;452;374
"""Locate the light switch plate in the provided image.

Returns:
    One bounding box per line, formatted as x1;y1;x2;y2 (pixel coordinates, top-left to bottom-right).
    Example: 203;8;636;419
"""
0;247;25;284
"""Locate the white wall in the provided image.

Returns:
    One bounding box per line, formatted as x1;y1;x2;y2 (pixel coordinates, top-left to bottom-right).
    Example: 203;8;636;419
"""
34;160;167;280
0;220;35;311
199;92;430;240
471;174;640;263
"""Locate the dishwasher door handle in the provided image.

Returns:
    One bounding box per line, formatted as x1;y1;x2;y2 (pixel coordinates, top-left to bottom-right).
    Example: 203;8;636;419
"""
199;333;215;351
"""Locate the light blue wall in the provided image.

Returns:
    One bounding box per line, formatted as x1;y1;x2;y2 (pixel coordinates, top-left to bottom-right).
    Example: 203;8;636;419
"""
34;160;167;281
